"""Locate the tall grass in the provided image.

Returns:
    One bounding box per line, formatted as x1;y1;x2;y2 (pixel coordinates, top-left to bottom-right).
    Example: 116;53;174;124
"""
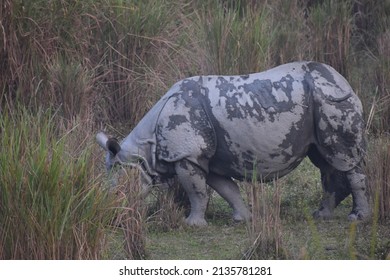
365;136;390;222
0;109;117;259
374;30;390;132
47;57;96;120
0;0;182;124
112;168;147;259
194;1;275;74
1;0;389;128
95;0;178;124
306;0;354;76
243;179;286;260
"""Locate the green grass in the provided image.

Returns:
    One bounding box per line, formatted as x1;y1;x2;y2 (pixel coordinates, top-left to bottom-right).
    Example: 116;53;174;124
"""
0;109;118;259
146;225;248;259
141;158;390;260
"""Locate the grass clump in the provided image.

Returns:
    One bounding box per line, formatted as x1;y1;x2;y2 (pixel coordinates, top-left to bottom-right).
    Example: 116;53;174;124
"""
146;179;187;232
306;0;354;75
111;168;147;260
243;179;286;260
0;109;117;259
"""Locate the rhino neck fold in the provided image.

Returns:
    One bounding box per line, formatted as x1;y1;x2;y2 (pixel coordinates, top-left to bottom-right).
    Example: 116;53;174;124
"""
119;93;172;172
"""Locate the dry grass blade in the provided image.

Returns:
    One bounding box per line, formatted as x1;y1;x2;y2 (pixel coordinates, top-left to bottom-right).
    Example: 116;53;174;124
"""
365;96;377;133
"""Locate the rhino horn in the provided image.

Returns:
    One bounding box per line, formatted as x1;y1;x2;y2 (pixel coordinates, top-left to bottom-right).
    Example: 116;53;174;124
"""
96;132;109;150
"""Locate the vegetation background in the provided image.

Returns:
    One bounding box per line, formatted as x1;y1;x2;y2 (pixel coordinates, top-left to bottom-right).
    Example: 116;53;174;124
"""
0;0;389;259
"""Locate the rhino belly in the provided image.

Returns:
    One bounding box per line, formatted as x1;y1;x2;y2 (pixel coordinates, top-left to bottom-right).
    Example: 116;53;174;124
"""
209;128;310;181
208;100;313;181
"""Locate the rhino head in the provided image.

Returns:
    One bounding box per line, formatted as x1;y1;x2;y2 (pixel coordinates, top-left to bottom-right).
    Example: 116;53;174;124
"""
96;132;158;195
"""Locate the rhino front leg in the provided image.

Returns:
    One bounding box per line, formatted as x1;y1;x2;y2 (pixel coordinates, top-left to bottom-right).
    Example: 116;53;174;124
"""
346;167;370;220
207;173;251;222
175;160;209;226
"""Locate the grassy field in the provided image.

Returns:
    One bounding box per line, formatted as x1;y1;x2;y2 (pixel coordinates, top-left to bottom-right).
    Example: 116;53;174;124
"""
1;0;390;259
107;159;390;260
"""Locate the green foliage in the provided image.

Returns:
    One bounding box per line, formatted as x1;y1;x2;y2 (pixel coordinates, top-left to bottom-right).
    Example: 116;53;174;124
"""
112;168;148;259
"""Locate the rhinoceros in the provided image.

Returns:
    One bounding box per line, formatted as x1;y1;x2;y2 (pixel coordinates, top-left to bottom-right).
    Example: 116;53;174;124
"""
97;61;370;226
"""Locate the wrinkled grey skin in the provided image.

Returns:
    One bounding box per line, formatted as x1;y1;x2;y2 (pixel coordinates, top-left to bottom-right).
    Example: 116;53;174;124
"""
97;61;370;226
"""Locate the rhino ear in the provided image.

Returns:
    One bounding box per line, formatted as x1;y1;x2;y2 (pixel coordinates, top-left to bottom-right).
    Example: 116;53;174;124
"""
107;138;121;156
96;132;121;156
96;132;109;150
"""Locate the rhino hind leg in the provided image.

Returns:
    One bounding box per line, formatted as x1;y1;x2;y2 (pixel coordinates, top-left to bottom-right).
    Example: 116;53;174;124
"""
175;159;209;226
206;173;251;222
308;145;370;220
313;168;351;219
308;146;348;219
346;167;370;220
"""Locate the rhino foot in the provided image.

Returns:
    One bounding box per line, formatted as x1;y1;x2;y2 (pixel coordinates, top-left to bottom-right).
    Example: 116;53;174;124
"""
312;207;333;220
185;216;208;227
348;209;370;221
233;209;251;222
